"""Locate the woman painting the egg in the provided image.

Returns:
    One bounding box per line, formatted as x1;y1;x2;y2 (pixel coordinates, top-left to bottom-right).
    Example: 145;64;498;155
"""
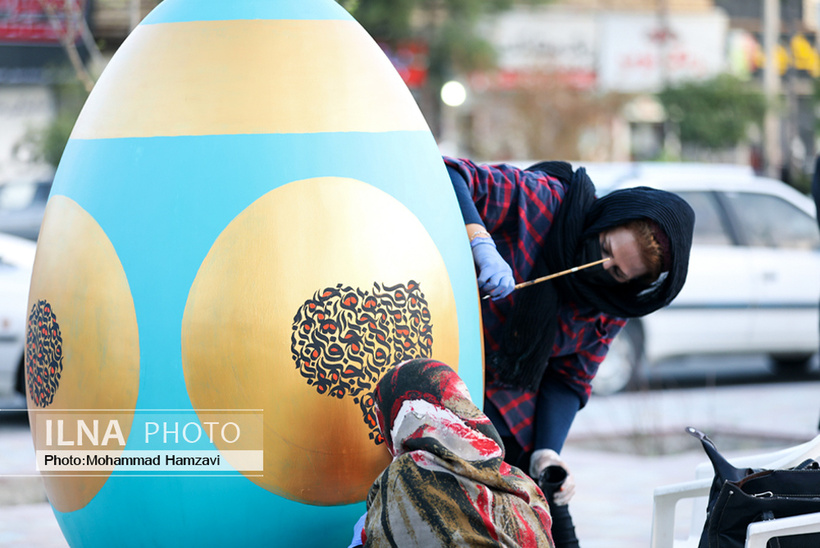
446;157;695;547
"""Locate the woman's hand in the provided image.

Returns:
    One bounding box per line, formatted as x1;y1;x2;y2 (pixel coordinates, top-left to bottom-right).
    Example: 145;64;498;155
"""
470;237;515;300
530;449;576;506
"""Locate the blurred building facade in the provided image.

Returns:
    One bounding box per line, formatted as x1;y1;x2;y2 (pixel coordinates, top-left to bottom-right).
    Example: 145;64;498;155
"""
454;0;729;163
715;0;819;183
434;0;820;180
1;0;819;183
0;0;159;182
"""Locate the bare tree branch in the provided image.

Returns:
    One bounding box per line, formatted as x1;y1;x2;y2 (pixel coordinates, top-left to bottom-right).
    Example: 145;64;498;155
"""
36;0;100;92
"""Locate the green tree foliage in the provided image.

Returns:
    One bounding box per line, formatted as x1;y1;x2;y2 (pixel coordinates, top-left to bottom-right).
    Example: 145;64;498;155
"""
658;74;766;149
338;0;518;73
20;80;88;168
337;0;547;134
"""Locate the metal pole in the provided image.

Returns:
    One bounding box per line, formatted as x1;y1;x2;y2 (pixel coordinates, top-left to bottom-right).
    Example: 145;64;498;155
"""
130;0;141;32
763;0;782;179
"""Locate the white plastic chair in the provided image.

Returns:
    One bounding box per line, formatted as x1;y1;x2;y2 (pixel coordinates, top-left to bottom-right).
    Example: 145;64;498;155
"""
745;511;820;548
650;434;820;548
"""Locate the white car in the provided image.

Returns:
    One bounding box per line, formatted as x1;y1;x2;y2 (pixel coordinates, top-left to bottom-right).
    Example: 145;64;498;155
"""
586;163;820;395
0;232;36;405
0;179;52;241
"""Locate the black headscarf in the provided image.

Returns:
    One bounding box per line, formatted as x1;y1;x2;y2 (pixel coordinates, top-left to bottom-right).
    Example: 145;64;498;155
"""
493;161;695;390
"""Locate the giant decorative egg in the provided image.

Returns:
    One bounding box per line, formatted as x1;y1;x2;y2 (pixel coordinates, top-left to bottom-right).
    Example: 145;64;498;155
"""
24;0;483;545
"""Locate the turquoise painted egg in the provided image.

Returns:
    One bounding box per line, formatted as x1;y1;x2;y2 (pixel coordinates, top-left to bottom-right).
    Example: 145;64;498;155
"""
25;0;482;545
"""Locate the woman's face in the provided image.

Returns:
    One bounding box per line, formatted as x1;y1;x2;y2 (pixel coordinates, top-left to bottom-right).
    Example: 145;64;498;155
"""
600;226;649;283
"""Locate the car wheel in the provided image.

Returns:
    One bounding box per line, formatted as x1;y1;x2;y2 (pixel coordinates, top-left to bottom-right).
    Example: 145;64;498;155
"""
592;321;644;396
769;353;814;375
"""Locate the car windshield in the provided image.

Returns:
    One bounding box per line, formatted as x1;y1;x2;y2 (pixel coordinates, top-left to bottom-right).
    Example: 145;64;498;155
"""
721;191;820;250
676;191;734;246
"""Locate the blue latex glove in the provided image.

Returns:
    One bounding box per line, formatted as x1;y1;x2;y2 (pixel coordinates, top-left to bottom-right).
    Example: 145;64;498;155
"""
347;512;366;548
471;237;515;300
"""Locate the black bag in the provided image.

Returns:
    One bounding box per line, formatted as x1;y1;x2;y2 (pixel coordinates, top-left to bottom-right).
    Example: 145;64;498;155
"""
688;427;820;548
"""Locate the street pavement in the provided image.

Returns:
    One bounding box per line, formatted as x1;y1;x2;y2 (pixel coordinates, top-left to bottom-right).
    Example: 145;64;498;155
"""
565;378;820;547
1;378;818;548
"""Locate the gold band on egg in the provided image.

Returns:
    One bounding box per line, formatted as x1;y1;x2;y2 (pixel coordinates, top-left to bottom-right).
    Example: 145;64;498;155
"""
71;19;429;139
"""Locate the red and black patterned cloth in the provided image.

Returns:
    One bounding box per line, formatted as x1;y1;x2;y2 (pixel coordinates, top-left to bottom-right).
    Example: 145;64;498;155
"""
444;157;626;452
363;358;554;547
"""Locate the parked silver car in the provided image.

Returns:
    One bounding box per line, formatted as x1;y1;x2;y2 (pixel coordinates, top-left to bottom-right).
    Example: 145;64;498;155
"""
0;232;36;404
0;179;52;241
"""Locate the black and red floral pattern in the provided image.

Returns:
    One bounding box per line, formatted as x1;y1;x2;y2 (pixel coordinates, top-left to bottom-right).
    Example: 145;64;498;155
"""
26;300;63;407
291;281;433;445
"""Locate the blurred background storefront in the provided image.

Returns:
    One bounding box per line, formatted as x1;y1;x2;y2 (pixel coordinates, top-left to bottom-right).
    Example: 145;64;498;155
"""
2;0;820;190
430;0;819;192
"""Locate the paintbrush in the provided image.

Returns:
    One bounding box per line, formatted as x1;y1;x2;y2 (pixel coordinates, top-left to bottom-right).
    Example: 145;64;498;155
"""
481;257;610;300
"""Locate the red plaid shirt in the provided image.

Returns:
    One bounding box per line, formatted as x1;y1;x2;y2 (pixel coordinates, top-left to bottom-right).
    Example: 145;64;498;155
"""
445;157;626;452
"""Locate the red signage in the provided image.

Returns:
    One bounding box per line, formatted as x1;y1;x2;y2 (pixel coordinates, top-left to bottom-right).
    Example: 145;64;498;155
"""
469;69;597;91
379;41;428;89
0;0;86;44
